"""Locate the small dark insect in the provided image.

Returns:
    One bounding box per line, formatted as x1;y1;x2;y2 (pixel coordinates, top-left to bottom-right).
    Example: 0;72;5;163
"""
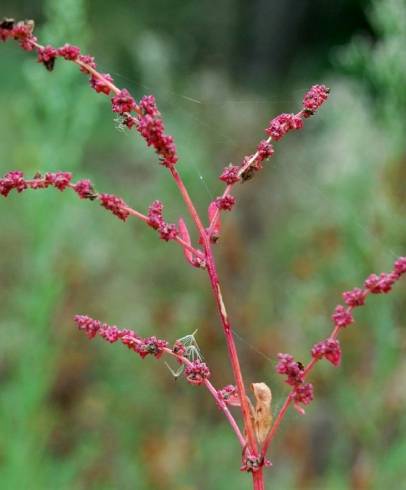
43;58;56;72
0;18;15;30
297;361;305;371
241;166;256;182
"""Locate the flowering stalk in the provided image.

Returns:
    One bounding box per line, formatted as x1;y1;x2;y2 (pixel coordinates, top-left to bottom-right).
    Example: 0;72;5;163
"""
74;315;245;447
1;17;404;490
260;256;406;460
0;170;204;261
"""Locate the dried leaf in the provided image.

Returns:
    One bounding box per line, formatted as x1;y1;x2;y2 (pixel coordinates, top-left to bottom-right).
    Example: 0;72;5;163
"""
250;382;272;444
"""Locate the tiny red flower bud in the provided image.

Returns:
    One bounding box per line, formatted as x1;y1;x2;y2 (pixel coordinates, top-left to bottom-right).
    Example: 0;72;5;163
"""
73;179;97;200
90;73;114;95
112;89;137;114
74;314;101;339
140;95;159;116
394;257;406;275
302;84;330;115
78;54;96;73
265;113;303;140
99;325;121;343
293;383;313;405
215;195;236;211
138;336;168;359
311;338;341;366
185;360;210;385
45;171;72;191
99;193;130;221
147;200;164;229
37;45;57;71
342;287;367;307
219;164;240;185
332;305;353;328
58;43;80;60
256;140;274;161
276;353;304;386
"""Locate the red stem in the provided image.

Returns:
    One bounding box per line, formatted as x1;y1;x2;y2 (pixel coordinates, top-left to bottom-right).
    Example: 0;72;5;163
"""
168;167;259;460
252;468;265;490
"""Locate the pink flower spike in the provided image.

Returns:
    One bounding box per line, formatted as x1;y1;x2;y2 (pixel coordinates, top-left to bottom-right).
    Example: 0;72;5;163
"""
215;195;236;211
0;171;27;196
138;336;169;359
265;113;303;141
218;385;240;406
90;73;114;95
302;84;330;115
219;164;240;185
311;338;341;367
58;43;80;60
78;54;97;73
293;383;314;406
332;305;353;328
394;257;406;275
45;171;72;191
140;95;159;116
74;314;101;339
364;272;396;294
185;360;211;385
99;193;130;221
99;325;120;343
342;287;367;307
276;353;304;386
147;200;164;229
256;140;274;161
37;45;57;71
112;89;137;114
73;179;97;200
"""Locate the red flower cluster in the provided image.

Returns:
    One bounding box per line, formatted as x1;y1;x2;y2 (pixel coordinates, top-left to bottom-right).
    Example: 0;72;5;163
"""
58;43;80;60
74;315;169;360
111;89;138;114
331;305;353;328
0;170;135;222
302;84;330;115
73;179;97;200
215;195;236;211
0;170;72;196
276;353;304;386
311;338;341;366
90;73;113;95
184;359;211;385
342;287;367;307
137;114;178;168
99;193;130;221
0;18;36;51
37;45;57;71
276;353;313;409
219;164;240;185
364;272;399;294
266;113;303;141
217;385;240;406
147;200;178;241
2;18;179;170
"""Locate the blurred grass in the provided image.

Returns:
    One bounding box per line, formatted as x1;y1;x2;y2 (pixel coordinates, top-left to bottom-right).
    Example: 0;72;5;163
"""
0;0;405;489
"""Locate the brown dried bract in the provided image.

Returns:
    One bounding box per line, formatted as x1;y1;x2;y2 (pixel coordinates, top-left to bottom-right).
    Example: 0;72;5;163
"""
250;382;273;445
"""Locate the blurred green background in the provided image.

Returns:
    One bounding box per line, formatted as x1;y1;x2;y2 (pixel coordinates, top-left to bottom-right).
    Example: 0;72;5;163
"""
0;0;405;489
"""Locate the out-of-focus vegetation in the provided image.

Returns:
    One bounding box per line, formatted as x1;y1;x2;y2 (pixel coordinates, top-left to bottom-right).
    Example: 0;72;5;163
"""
0;0;404;489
